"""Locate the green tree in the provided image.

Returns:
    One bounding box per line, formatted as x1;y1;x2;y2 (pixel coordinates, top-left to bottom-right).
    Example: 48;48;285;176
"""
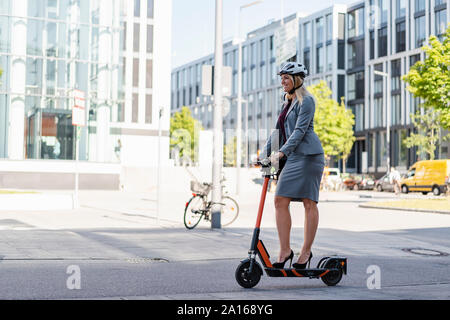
402;23;450;130
170;106;203;163
223;136;246;167
404;108;449;160
308;81;355;171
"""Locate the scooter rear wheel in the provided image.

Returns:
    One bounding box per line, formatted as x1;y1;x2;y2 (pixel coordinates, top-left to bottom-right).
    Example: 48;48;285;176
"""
235;260;261;288
321;259;343;286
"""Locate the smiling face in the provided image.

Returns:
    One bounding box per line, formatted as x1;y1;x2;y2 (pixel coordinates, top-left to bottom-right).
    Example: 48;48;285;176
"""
280;74;294;93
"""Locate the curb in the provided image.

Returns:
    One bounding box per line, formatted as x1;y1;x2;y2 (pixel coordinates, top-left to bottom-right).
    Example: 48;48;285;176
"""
0;193;74;211
358;204;450;215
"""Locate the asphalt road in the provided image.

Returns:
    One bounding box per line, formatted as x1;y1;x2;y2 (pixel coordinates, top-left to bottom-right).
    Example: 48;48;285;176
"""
0;190;449;300
0;254;449;300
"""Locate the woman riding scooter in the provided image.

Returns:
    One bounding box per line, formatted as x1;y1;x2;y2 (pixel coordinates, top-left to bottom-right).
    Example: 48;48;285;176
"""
261;62;325;269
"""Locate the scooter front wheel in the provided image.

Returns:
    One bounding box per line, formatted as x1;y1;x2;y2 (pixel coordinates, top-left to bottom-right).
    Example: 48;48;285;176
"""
235;260;262;288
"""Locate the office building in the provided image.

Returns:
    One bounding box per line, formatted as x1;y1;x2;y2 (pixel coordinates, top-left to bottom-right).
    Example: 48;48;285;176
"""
0;0;171;188
171;1;449;174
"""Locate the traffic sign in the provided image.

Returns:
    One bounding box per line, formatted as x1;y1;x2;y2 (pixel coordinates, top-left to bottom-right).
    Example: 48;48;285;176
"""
72;89;86;127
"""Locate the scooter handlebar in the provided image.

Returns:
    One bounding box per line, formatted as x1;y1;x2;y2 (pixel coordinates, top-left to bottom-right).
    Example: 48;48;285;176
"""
252;158;271;167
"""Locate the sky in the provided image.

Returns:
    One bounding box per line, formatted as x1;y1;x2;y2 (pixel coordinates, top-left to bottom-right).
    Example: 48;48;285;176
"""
171;0;359;69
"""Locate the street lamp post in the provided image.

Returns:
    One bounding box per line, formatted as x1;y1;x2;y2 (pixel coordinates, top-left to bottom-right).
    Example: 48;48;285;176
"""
211;0;224;229
237;0;263;192
156;106;163;225
374;69;391;173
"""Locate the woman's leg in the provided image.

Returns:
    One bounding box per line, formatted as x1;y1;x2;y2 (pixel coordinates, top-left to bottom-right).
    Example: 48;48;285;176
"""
274;195;292;262
297;198;319;264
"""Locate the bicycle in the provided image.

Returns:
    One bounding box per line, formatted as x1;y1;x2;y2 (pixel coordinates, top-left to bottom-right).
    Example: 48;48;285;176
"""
184;177;239;229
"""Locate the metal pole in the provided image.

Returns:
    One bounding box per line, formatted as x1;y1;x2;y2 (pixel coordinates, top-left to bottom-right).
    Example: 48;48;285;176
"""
386;69;391;173
74;126;80;209
157;107;163;225
236;9;243;196
245;100;249;168
211;0;223;229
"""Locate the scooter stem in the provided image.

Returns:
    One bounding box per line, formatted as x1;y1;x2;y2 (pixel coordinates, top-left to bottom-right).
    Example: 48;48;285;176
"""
255;177;270;229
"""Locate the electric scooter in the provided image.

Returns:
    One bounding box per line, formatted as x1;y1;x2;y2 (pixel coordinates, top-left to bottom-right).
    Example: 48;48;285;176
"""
235;159;347;288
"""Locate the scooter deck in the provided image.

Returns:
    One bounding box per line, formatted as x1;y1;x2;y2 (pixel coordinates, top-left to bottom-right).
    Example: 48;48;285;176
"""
264;267;339;278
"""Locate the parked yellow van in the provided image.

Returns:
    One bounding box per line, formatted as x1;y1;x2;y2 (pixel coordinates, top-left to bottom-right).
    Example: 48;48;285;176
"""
400;159;450;195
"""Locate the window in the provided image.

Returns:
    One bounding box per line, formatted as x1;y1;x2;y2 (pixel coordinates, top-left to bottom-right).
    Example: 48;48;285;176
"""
374;97;383;127
378;26;387;57
316;17;324;44
370;30;374;59
415;15;426;48
348;44;355;69
260;39;266;87
348;40;365;68
348;74;356;100
415;0;425;12
436;9;447;41
396;0;406;18
122;22;127;50
348;12;355;38
303;22;311;48
338;41;345;69
133;23;139;52
355;72;364;99
326;14;333;41
134;0;140;17
348;72;364;100
326;45;332;71
132;93;139;122
147;0;153;18
396;21;406;52
145;94;152;123
337;74;345;101
303;50;310;74
374;63;383;95
133;58;139;87
147;25;153;53
146;60;152;88
326;75;332;90
354;104;364;131
348;8;364;38
380;0;388;24
391;59;401;91
391;94;401;125
316;46;324;73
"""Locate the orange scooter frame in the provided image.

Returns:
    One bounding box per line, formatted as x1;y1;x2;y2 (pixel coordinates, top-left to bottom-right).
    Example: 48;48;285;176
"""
235;160;347;288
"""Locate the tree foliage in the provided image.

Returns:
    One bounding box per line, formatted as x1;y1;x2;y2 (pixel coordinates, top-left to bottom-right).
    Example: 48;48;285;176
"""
404;108;449;160
308;81;355;168
169;106;203;162
402;23;450;129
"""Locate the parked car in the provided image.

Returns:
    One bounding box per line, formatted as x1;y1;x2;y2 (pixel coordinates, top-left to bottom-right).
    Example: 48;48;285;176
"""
355;174;376;190
342;174;358;190
400;159;450;195
343;174;375;190
375;173;396;192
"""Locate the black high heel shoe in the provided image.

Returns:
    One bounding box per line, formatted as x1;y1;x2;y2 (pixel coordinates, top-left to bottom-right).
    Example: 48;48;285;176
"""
293;251;313;270
272;250;294;269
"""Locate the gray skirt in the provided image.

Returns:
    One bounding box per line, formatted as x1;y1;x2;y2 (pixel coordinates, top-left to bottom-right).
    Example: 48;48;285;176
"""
275;153;325;203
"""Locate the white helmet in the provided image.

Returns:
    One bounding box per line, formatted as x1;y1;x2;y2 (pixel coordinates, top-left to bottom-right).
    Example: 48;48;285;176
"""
277;62;308;78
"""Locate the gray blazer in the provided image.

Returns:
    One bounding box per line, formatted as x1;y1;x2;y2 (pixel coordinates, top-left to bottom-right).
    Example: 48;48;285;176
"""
263;95;324;158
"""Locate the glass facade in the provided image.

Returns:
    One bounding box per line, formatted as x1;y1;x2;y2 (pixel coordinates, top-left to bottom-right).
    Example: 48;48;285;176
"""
0;0;157;162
